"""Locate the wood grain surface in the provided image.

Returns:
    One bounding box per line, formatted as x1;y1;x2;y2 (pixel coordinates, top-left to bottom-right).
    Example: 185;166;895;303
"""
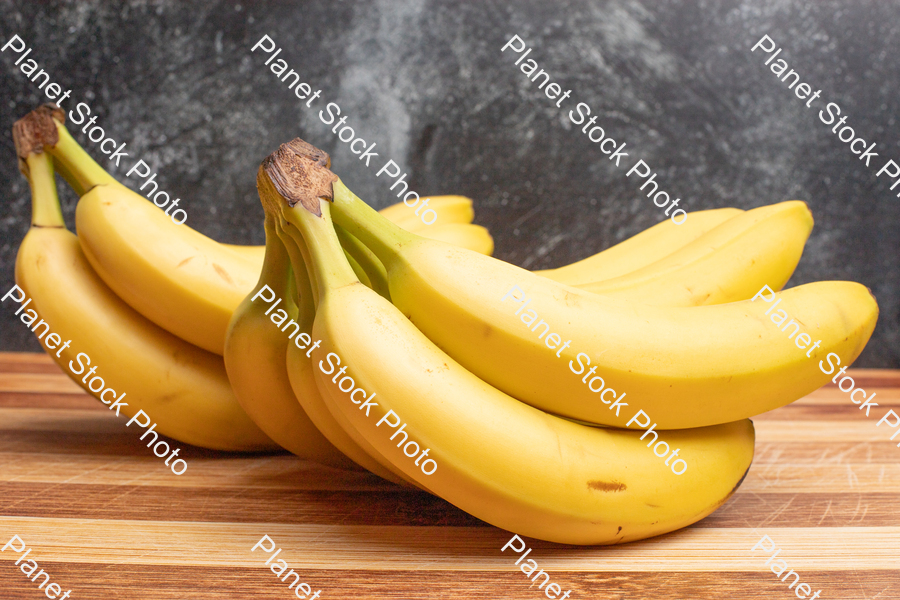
0;352;897;599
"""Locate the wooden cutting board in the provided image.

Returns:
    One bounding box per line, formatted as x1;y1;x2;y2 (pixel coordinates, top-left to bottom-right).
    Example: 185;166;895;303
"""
0;352;898;599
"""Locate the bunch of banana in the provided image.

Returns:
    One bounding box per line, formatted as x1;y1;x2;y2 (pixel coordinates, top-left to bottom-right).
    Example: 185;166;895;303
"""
12;109;276;451
259;140;756;545
258;139;877;543
328;171;877;429
13;100;879;546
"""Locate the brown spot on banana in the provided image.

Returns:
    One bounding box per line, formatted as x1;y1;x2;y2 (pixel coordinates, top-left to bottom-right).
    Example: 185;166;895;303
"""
587;480;627;492
212;263;234;285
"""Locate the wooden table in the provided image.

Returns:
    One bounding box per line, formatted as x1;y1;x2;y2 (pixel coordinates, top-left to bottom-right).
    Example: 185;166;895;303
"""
1;352;898;599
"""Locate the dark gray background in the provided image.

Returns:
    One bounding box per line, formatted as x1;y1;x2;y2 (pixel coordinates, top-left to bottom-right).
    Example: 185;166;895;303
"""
1;0;898;366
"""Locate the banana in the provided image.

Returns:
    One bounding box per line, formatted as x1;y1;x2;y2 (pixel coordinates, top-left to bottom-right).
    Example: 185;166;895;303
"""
261;141;755;545
537;207;742;285
418;223;494;256
576;201;812;306
321;146;879;430
39;108;260;355
377;195;475;229
11;125;276;451
223;215;360;468
34;106;484;354
275;219;420;486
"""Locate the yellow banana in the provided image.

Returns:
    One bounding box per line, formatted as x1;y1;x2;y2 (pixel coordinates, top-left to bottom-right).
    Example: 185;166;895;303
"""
11;132;275;451
577;201;813;306
377;195;475;229
40;110;259;355
223;216;360;468
276;222;420;486
537;207;742;285
418;223;494;256
323;150;879;430
262;142;754;544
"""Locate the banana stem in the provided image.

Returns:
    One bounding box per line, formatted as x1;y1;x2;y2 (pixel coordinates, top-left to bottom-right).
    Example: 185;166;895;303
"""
280;201;360;304
343;248;374;290
276;219;318;319
259;216;298;312
25;152;65;228
329;180;416;269
255;142;359;305
47;118;118;193
334;224;391;299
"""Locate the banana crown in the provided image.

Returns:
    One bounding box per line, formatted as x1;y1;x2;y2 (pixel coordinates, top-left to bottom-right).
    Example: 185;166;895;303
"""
12;108;65;229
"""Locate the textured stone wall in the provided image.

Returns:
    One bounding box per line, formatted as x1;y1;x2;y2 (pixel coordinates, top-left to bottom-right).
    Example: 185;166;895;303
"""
1;0;897;366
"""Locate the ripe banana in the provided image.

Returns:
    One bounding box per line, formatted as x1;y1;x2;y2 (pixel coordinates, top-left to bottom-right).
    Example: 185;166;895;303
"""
577;201;813;306
418;223;494;256
261;142;755;544
34;106;484;355
226;145;415;475
537;207;742;285
275;222;420;486
223;215;361;468
323;150;878;430
371;195;476;230
12;137;276;451
40;108;260;355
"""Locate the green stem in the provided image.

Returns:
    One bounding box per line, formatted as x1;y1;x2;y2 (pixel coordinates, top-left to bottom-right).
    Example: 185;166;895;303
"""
257;140;363;301
276;220;316;323
343;247;374;290
329;180;416;270
25;152;65;228
280;199;359;302
47;118;117;193
334;224;391;300
259;216;295;306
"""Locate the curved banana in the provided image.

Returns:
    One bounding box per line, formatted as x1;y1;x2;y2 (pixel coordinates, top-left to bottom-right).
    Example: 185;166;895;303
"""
377;195;475;229
12;136;275;451
40;110;261;355
275;221;420;486
577;201;813;306
322;152;879;430
419;223;494;256
537;207;742;285
223;216;360;468
261;144;754;545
